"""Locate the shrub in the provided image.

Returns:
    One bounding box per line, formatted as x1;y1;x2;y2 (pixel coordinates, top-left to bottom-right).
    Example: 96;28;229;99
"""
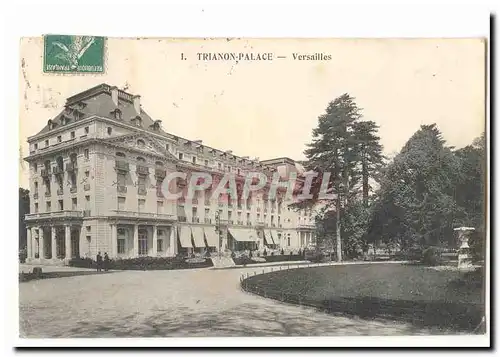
69;256;213;270
19;249;27;263
421;247;441;266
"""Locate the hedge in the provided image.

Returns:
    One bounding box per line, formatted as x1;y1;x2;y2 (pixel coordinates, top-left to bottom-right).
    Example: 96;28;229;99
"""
69;256;213;270
233;254;304;266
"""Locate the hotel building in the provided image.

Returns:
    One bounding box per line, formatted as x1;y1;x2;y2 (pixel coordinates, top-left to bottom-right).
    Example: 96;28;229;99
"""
24;84;316;264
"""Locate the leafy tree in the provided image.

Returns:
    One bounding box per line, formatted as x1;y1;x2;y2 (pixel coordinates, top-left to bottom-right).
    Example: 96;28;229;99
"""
368;124;464;250
299;94;383;261
19;188;30;250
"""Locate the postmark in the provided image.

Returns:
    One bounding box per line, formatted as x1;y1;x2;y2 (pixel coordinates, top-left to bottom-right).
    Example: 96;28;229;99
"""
43;35;105;73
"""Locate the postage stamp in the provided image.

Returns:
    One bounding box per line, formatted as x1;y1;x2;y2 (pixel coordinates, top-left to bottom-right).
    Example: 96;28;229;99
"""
43;35;105;73
17;36;488;346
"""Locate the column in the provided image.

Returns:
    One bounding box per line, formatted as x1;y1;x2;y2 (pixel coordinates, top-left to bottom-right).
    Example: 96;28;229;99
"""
26;227;32;259
111;224;117;258
133;224;139;257
39;228;45;259
170;225;177;256
51;226;57;259
152;226;158;256
65;224;71;259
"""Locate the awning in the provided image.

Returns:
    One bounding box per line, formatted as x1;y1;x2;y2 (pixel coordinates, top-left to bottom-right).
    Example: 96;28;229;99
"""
190;226;206;248
270;230;280;245
203;227;219;247
246;229;259;242
229;228;257;242
178;226;193;248
264;230;275;245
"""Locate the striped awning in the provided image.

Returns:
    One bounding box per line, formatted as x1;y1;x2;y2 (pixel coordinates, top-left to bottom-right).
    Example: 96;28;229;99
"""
178;226;193;248
203;227;219;247
246;229;259;242
264;230;275;245
190;226;206;248
229;228;257;242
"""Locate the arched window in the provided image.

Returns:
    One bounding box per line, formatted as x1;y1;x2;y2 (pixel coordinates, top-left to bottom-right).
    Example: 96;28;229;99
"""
116;152;126;158
56;156;64;169
137;157;146;163
155;161;164;167
137;139;145;147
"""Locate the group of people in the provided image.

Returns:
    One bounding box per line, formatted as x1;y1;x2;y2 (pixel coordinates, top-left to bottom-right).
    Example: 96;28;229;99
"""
96;252;110;272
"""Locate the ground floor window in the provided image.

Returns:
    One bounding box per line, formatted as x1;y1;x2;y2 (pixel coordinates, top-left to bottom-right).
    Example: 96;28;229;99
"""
117;238;126;254
138;231;148;255
157;239;163;252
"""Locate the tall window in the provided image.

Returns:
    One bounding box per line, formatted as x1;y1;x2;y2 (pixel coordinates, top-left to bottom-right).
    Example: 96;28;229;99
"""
84;149;89;160
34;202;39;213
192;156;196;164
138;229;148;255
138;199;146;212
118;197;126;211
117;239;126;254
58;200;63;210
157;238;163;252
72;198;77;210
34;182;38;193
157;201;164;214
46;201;51;212
178;153;183;160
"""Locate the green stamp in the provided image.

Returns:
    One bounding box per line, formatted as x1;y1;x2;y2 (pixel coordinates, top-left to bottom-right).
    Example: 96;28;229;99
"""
43;35;105;73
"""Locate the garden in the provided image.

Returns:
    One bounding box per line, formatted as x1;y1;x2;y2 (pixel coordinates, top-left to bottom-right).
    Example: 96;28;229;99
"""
241;263;484;332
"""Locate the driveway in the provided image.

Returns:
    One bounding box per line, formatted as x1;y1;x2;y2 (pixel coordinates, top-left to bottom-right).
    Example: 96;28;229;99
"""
19;265;438;337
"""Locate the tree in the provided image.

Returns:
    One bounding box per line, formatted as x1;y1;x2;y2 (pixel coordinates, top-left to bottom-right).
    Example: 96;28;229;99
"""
368;124;464;250
300;94;383;261
19;188;30;250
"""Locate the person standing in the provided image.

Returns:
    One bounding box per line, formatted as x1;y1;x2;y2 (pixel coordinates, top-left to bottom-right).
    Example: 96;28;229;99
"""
103;252;110;271
96;252;103;272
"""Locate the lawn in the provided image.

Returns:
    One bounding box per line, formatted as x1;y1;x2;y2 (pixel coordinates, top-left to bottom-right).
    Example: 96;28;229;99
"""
242;264;485;332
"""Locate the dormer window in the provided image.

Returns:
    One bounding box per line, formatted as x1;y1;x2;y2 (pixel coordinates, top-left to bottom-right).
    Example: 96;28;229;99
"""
47;119;54;130
111;109;122;120
132;116;142;127
150;120;162;131
137;139;145;148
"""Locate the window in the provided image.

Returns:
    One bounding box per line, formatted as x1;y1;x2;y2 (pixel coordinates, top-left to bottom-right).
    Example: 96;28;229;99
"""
157;201;164;213
157;239;163;252
178;153;183;160
138;230;148;255
117;239;126;254
237;168;241;175
34;202;39;213
85;170;90;178
118;197;126;211
107;127;112;135
85;126;89;134
228;211;232;220
137;139;145;147
84;149;89;160
71;131;75;139
72;198;77;210
33;163;38;171
34;182;38;192
58;200;63;210
46;201;51;212
204;159;209;166
205;208;210;216
227;166;231;172
45;139;49;147
34;143;38;150
246;213;250;221
57;135;62;143
257;213;260;221
218;162;222;170
192;156;196;164
192;207;198;219
114;110;122;120
138;199;146;211
287;235;291;246
86;226;91;232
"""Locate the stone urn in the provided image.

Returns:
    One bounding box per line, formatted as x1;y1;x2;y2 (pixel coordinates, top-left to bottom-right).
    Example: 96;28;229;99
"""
454;227;475;270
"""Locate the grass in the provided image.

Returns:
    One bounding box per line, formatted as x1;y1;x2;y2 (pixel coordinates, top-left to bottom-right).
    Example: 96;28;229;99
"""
242;264;485;332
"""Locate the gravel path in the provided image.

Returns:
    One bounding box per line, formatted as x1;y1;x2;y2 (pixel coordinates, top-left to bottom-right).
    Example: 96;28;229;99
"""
19;264;440;337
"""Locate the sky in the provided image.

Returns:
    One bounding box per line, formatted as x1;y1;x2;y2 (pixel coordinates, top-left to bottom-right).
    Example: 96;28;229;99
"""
18;38;485;189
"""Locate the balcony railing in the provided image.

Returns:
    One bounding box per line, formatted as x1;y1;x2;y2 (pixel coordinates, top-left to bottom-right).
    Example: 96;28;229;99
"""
70;186;77;193
256;220;265;226
256;207;261;212
192;217;200;223
41;169;51;177
204;218;212;224
53;166;64;175
246;222;252;226
25;210;84;221
111;210;176;220
117;185;127;194
136;165;149;176
271;223;276;227
138;187;147;195
83;210;91;217
115;161;130;172
237;220;244;225
155;168;166;179
178;216;187;222
57;188;64;196
297;223;315;229
228;220;234;225
65;162;77;172
84;183;91;191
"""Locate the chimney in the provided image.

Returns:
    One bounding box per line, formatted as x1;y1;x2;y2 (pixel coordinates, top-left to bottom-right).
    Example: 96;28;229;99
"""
132;95;141;115
110;86;119;106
